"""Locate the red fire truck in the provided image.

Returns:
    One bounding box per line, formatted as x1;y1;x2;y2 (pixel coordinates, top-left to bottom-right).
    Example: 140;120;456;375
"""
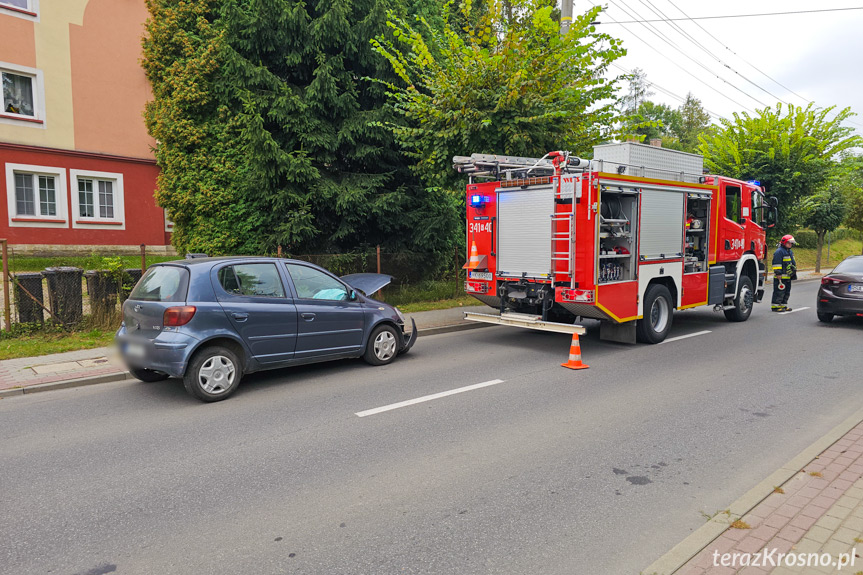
454;142;777;344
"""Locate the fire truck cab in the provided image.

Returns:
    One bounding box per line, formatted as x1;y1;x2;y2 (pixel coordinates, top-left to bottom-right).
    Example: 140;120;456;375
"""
454;142;777;344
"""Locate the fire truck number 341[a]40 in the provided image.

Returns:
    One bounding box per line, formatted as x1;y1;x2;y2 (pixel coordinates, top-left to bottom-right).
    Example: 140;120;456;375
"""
453;142;778;344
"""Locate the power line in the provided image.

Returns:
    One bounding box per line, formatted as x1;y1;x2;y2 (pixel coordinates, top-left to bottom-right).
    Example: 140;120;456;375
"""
606;0;767;111
604;6;863;24
634;0;792;107
611;62;726;120
661;0;812;106
596;3;755;114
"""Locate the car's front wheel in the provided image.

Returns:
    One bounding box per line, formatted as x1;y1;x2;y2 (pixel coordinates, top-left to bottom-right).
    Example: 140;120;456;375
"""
130;367;169;383
364;324;400;366
183;345;243;402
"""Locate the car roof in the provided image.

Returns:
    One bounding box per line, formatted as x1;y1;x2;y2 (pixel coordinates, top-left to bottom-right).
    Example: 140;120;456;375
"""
157;256;317;267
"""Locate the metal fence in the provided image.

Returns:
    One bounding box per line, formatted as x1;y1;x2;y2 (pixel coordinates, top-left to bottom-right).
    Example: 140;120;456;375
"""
0;243;466;331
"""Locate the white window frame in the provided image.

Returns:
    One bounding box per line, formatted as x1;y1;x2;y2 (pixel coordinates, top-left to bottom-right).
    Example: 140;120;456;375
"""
0;0;39;19
70;169;125;230
4;163;68;228
0;62;45;127
164;209;174;233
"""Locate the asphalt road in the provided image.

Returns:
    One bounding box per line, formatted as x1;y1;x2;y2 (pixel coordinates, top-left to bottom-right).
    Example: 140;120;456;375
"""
2;279;862;575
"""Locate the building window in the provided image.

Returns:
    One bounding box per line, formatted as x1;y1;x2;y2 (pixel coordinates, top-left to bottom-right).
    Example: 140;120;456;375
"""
2;71;35;117
77;178;114;219
70;170;125;228
5;163;67;227
0;0;38;17
14;173;56;217
0;63;43;123
1;0;31;9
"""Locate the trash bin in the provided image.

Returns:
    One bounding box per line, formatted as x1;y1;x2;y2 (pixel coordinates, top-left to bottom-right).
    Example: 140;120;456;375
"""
14;272;44;324
120;268;144;302
84;270;118;318
43;267;84;325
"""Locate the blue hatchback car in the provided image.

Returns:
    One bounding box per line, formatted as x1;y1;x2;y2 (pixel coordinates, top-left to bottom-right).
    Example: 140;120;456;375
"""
116;257;416;402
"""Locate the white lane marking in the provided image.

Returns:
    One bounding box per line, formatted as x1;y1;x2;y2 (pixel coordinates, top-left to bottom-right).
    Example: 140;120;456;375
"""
778;307;811;315
356;379;505;418
658;330;712;345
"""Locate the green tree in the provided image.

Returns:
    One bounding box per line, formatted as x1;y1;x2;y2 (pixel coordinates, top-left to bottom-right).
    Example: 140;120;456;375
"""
618;100;681;147
836;154;863;254
143;0;460;269
801;186;847;272
372;0;625;190
699;103;863;239
672;92;710;153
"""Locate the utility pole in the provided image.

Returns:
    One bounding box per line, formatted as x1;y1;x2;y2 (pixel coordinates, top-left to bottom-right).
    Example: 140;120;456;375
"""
560;0;572;36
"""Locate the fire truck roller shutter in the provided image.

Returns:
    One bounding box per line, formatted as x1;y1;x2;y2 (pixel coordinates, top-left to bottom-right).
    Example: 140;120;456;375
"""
639;188;685;261
496;185;555;279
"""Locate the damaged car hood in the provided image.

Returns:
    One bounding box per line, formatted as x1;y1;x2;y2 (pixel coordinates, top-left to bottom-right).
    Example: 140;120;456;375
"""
341;273;393;295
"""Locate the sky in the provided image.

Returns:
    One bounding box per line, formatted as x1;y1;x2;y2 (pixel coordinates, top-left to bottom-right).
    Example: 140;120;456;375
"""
577;0;863;135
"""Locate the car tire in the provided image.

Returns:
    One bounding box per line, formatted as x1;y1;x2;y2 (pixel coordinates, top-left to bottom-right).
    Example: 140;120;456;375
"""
724;276;754;323
636;284;674;344
183;345;243;402
130;367;169;383
363;324;400;366
817;312;834;323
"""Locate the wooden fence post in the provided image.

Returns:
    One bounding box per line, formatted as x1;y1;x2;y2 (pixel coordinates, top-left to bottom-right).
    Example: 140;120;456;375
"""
376;245;381;274
1;239;9;331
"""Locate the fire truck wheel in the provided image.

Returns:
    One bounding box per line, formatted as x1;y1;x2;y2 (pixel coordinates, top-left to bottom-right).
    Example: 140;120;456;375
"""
724;276;754;323
637;284;673;344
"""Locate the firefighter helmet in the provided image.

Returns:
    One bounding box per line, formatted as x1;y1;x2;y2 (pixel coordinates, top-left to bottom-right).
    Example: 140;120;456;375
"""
781;234;797;246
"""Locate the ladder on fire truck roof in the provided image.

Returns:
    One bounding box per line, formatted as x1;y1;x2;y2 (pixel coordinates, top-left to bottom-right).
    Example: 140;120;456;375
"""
453;152;590;180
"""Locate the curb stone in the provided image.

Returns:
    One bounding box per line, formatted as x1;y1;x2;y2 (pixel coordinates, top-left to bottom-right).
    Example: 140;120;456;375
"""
642;403;863;575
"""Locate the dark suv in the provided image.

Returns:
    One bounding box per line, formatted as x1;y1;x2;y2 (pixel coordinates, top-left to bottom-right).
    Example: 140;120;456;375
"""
116;257;416;402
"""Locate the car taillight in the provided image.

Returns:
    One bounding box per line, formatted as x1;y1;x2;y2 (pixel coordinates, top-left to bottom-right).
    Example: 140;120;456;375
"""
821;276;842;286
163;306;196;326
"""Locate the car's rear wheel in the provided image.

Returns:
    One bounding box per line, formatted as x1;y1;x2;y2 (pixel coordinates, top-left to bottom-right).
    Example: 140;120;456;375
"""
817;312;834;323
364;324;400;366
183;345;243;402
130;367;169;383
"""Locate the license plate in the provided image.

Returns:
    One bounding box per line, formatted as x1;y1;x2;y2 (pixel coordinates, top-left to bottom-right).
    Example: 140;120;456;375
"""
850;285;863;293
124;342;147;359
469;272;493;281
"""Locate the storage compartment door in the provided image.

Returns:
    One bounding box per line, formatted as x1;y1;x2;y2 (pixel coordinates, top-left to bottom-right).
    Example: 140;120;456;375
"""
639;189;684;260
497;186;554;278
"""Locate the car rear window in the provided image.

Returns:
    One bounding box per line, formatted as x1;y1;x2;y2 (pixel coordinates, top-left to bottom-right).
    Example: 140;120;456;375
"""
129;266;189;302
833;258;863;275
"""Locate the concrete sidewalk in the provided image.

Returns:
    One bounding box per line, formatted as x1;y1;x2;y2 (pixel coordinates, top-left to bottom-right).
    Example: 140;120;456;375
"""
646;409;863;575
0;304;491;398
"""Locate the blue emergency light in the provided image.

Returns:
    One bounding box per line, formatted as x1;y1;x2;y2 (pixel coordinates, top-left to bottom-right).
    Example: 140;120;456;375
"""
470;194;486;207
747;180;761;186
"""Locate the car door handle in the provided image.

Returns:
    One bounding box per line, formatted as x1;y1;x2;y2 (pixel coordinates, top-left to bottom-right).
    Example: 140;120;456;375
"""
301;313;316;321
232;312;249;322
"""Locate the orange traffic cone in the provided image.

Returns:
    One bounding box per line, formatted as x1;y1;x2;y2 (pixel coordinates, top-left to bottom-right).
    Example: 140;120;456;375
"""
561;333;589;370
463;241;480;270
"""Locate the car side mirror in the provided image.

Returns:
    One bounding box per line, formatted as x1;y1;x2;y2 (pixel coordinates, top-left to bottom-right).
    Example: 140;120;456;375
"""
349;290;358;301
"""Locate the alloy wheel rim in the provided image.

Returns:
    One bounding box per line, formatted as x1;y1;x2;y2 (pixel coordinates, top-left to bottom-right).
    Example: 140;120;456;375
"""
198;355;236;394
374;331;397;361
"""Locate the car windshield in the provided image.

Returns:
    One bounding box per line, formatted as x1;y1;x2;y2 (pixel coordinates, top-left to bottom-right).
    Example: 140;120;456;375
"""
833;258;863;275
128;266;189;302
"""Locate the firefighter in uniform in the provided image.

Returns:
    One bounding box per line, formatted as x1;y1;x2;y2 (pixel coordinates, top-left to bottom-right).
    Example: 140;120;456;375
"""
771;234;797;312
